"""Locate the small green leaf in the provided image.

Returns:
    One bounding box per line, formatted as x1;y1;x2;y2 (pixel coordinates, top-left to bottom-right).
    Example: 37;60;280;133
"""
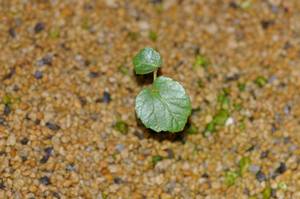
152;155;163;166
213;109;229;125
239;156;251;176
255;76;268;87
148;31;158;42
277;182;287;190
262;186;272;199
194;55;209;68
185;124;198;135
135;76;192;132
238;82;246;92
224;171;239;186
2;95;12;106
49;27;60;39
113;120;128;134
133;48;162;75
204;121;215;136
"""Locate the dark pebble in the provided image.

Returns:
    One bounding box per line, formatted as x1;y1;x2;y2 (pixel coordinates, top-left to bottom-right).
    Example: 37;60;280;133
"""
21;156;28;162
256;170;267;182
66;163;76;172
133;130;144;140
0;117;5;125
35;119;41;125
41;55;52;66
20;137;29;145
149;0;162;4
0;180;5;190
165;148;174;159
229;1;239;9
46;122;61;131
34;71;43;79
78;96;87;106
52;192;61;199
40;147;53;163
3;105;11;116
39;176;51;185
246;144;255;152
8;28;16;38
272;162;287;179
260;150;269;159
225;74;240;82
40;155;50;164
3;68;15;80
201;173;209;178
44;147;53;156
34;22;45;33
113;177;123;184
102;91;111;103
89;71;100;78
261;20;274;29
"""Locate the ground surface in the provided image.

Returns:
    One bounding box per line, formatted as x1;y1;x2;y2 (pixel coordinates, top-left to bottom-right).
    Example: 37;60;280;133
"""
1;0;300;198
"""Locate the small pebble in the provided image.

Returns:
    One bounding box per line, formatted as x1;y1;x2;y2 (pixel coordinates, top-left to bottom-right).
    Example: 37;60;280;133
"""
260;150;269;159
39;176;51;185
52;192;61;199
34;71;43;79
133;130;144;140
115;144;125;152
34;22;45;33
8;27;16;38
46;122;61;131
165;148;174;159
256;170;267;182
272;162;287;178
44;147;53;156
20;137;29;145
40;55;52;66
0;180;5;190
7;134;16;146
248;164;260;174
261;20;274;29
66;164;76;172
102;91;111;103
40;147;53;164
284;104;291;115
149;0;163;4
113;177;123;184
0;117;5;125
4;104;11;115
89;71;100;78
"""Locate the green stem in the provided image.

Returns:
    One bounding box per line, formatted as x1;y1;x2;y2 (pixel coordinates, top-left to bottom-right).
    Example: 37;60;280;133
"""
153;69;157;81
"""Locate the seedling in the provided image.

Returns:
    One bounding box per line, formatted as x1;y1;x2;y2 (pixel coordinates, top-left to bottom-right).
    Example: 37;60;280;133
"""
133;47;192;133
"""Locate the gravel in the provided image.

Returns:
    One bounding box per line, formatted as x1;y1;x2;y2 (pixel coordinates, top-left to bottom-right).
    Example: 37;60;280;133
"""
1;1;300;198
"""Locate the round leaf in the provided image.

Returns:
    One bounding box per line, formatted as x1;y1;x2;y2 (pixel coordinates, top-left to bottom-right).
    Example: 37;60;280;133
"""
133;47;162;75
135;76;192;132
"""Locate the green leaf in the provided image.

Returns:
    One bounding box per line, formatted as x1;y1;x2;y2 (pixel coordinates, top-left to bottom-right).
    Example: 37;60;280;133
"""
185;124;198;135
239;156;251;176
133;48;162;75
224;170;239;186
255;76;268;87
135;76;192;132
262;186;272;199
152;155;163;166
113;120;128;134
148;31;158;42
193;55;209;68
213;109;229;125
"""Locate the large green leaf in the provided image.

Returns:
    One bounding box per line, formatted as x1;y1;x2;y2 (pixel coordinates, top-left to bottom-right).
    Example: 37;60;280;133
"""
135;76;192;132
133;47;162;75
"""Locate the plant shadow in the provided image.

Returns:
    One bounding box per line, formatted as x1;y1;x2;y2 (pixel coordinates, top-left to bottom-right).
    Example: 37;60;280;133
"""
134;68;161;86
134;115;191;144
